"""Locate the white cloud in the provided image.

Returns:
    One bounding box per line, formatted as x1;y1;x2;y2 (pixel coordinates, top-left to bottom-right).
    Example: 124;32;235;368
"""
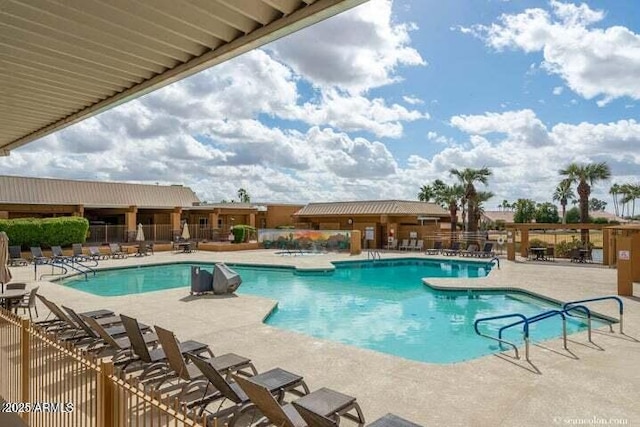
403;95;424;105
461;1;640;105
269;0;425;94
553;86;564;95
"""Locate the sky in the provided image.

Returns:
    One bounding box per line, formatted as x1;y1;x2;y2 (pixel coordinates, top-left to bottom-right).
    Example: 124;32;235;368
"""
2;0;639;210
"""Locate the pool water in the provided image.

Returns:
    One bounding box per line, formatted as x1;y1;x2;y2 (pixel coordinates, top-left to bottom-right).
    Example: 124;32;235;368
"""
62;259;599;363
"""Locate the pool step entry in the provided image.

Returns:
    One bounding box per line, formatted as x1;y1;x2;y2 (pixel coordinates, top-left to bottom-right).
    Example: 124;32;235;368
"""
37;257;97;281
474;296;624;362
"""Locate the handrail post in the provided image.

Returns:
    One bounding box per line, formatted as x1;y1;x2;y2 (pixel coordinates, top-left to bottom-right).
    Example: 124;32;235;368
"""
20;318;30;424
561;316;567;350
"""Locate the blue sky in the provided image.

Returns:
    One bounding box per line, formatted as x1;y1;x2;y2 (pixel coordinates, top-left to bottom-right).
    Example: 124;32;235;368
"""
2;0;639;210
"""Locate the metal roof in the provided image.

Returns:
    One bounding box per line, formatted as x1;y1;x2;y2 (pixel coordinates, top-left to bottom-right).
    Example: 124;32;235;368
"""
0;175;199;207
0;0;367;155
294;200;449;217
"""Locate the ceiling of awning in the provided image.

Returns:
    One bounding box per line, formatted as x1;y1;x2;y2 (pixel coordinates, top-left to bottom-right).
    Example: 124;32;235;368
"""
0;0;367;155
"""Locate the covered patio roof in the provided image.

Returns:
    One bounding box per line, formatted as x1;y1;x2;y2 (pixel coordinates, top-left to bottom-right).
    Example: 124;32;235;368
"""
0;0;367;155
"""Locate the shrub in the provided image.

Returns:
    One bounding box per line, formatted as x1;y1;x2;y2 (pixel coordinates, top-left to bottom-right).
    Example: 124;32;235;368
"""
592;217;609;224
555;239;594;258
528;238;547;248
231;224;257;243
0;217;89;248
565;207;581;223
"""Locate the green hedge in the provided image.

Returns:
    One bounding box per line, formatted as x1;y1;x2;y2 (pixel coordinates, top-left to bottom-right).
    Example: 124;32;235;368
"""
0;217;89;248
231;224;257;244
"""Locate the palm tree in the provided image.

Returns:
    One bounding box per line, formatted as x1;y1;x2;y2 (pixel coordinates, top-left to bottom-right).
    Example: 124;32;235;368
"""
609;183;621;217
450;167;492;233
433;183;465;239
552;179;575;224
237;188;250;203
473;191;494;230
620;183;640;220
418;184;434;202
559;162;611;242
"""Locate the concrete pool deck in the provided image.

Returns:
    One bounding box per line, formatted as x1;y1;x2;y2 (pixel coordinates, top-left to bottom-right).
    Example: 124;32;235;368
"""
8;250;640;426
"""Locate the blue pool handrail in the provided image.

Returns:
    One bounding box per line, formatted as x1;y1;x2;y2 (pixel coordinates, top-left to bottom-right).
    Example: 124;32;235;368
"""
498;309;568;352
563;296;623;334
474;313;529;360
563;304;593;343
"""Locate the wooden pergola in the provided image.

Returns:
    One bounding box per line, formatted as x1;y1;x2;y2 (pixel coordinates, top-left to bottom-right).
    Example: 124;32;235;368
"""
605;224;640;296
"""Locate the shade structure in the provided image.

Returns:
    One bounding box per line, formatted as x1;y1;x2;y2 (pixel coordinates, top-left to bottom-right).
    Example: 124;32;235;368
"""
0;232;13;293
136;223;145;242
181;223;190;241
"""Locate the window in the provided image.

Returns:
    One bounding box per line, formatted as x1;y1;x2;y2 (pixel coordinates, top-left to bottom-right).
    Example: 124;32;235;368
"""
218;218;223;228
199;218;208;227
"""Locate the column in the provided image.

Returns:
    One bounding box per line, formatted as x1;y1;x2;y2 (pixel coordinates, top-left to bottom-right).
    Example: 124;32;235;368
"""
249;213;256;227
506;228;516;261
350;230;362;255
616;233;640;296
124;206;137;242
170;207;182;241
520;228;529;258
0;211;8;219
73;204;85;217
602;228;611;266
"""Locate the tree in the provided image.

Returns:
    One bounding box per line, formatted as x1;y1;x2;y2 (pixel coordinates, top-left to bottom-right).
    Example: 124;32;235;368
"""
559;162;611;242
237;188;250;203
473;191;494;230
588;198;607;212
449;167;492;233
620;183;640;219
565;207;581;223
418;184;434;202
432;182;465;239
513;199;537;223
552;179;575;224
609;183;622;217
535;202;560;223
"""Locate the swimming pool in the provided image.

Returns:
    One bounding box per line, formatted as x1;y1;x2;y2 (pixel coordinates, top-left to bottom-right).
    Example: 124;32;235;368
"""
61;259;598;363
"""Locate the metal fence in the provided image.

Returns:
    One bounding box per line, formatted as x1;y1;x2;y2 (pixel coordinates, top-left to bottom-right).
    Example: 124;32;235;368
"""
0;308;208;427
87;224;227;244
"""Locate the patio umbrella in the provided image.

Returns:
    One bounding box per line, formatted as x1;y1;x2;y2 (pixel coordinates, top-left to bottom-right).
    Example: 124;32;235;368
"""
136;223;145;242
181;222;190;240
0;231;13;293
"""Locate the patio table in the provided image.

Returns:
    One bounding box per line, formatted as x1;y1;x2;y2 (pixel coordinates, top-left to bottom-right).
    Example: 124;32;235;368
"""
529;247;547;261
0;289;27;311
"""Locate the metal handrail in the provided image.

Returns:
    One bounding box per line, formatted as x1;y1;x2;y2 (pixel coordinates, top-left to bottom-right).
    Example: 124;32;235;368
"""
489;257;500;269
499;309;568;352
38;263;68;280
70;258;97;277
367;250;381;260
563;296;623;334
563;304;593;343
474;313;529;360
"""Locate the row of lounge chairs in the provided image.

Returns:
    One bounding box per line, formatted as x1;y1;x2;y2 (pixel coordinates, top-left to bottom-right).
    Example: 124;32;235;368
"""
36;296;422;427
425;241;496;258
9;243;152;266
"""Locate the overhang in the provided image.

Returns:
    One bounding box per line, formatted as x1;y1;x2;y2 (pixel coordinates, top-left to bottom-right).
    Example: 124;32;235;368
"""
0;0;367;154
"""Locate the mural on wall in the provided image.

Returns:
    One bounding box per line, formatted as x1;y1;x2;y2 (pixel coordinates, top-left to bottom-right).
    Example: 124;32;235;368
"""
258;229;351;251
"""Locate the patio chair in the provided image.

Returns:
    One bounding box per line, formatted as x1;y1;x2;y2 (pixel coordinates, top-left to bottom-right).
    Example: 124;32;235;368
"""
292;403;423;427
8;246;28;266
442;241;461;256
51;245;72;262
187;354;310;423
88;246;108;260
414;240;424;252
119;315;213;381
233;374;365;427
62;305;137;344
15;286;39;321
72;243;90;262
425;241;442;255
108;243;127;259
569;248;581;263
474;242;495;258
385;238;398;251
30;247;50;264
398;239;410;251
153;326;255;407
136;241;149;257
459;244;478;257
36;295;116;336
6;283;26;290
544;246;555;261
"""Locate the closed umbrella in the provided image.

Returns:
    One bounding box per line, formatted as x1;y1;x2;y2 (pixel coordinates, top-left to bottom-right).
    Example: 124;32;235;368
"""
181;222;190;240
0;231;13;293
136;223;145;241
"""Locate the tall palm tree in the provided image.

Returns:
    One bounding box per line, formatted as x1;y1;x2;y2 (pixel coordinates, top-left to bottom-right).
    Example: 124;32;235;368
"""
553;179;575;224
418;184;434;202
237;188;250;203
609;183;621;217
450;167;492;233
620;183;640;220
559;162;611;242
433;183;465;239
473;191;494;229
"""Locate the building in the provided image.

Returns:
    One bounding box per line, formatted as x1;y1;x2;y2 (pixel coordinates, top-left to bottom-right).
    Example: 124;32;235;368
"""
293;200;450;249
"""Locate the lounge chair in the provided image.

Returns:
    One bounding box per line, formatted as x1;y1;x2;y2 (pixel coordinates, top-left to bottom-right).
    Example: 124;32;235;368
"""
119;315;212;381
425;241;442;255
15;286;39;321
442;241;461;256
233;374;365;427
8;246;28;266
51;245;72;262
30;247;50;264
153;326;255;407
414;240;424;252
398;239;410;251
187;354;311;423
459;244;478;257
385;238;398;251
135;241;149;257
108;243;127;259
72;243;90;262
405;239;417;251
80;313;157;364
474;242;495;258
88;246;108;260
6;283;26;290
292;403;423;427
36;295;116;336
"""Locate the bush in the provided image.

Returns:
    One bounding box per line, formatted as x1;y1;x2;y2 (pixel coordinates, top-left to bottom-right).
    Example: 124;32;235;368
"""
0;217;89;248
555;239;594;258
592;217;609;224
565;207;581;223
528;238;548;248
231;224;257;243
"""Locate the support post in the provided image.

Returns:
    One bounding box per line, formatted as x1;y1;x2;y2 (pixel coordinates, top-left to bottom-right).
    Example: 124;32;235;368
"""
616;234;640;296
98;361;115;427
520;228;529;258
506;229;515;261
124;206;138;242
350;230;362;255
20;319;30;424
171;207;182;241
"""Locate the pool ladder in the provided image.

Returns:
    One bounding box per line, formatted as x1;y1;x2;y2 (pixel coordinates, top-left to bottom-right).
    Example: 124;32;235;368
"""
474;296;624;362
367;250;381;260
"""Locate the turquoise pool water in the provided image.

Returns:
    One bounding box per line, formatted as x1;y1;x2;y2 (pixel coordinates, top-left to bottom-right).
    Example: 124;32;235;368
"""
61;259;598;363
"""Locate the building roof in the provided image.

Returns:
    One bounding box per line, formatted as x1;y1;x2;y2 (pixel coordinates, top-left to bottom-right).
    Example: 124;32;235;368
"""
481;211;515;223
294;200;449;217
0;175;199;208
0;0;367;155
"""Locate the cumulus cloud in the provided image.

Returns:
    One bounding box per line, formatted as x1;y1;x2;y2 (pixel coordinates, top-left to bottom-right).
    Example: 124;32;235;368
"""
461;1;640;105
269;0;425;94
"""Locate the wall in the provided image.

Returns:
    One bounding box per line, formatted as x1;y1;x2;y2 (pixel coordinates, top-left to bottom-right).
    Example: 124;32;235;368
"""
262;204;304;228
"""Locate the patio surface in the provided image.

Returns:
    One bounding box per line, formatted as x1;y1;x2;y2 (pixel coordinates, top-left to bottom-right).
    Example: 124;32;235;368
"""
8;250;640;427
